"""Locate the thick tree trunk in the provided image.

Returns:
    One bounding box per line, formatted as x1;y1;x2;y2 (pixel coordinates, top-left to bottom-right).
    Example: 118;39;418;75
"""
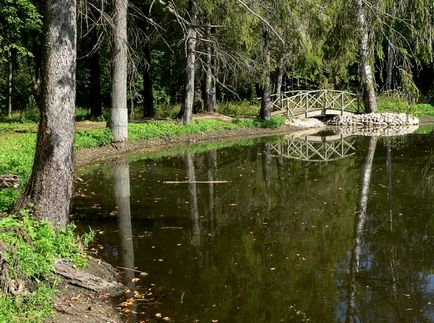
16;0;76;229
260;28;272;121
89;48;102;118
205;26;216;113
143;43;154;118
181;0;197;125
110;0;128;146
356;0;377;113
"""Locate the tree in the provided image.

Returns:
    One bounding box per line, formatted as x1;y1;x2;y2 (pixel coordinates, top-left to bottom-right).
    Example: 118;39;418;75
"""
356;0;377;113
110;0;129;147
0;0;41;117
181;0;198;124
16;0;76;229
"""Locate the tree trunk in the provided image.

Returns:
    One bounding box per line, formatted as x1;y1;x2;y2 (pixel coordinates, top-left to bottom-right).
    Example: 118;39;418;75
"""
89;47;102;118
205;26;216;113
385;42;395;91
275;56;284;98
260;27;272;120
356;0;377;113
110;0;128;146
181;0;197;125
143;43;154;118
16;0;77;230
7;51;13;118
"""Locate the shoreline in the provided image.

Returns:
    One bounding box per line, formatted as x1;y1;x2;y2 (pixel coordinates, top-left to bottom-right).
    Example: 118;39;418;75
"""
75;124;301;168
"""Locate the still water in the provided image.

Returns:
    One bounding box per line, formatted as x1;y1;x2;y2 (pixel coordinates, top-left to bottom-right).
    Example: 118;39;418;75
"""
72;133;434;322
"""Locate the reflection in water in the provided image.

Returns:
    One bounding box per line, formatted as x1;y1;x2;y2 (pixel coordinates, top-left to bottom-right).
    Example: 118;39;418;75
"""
346;137;377;323
185;152;201;247
271;133;356;162
73;135;434;322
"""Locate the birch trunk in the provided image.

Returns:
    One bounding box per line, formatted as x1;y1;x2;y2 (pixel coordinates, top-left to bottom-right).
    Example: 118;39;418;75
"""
181;0;197;125
16;0;76;229
356;0;377;113
111;0;128;145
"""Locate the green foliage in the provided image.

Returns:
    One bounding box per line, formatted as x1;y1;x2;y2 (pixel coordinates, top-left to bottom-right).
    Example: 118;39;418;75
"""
0;209;92;322
217;101;259;116
74;128;112;150
0;0;42;60
0;284;54;322
377;92;434;118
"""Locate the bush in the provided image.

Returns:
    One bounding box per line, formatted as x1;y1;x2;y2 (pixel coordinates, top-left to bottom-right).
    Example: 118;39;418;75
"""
217;101;259;117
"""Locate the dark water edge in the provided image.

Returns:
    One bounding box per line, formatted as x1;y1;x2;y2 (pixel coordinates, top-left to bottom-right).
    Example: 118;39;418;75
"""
72;133;434;322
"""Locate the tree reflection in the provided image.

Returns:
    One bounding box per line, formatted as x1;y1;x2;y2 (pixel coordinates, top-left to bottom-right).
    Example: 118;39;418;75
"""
346;136;377;323
113;155;135;282
185;152;200;247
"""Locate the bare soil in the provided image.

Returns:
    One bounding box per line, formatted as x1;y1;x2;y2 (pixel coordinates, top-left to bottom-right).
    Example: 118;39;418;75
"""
47;258;124;323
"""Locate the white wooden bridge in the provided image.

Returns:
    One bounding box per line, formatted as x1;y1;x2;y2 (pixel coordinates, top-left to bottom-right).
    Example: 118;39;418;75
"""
270;90;361;118
271;133;356;162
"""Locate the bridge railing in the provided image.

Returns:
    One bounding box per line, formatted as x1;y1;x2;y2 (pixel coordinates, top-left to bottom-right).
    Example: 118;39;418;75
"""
270;90;361;118
271;134;356;162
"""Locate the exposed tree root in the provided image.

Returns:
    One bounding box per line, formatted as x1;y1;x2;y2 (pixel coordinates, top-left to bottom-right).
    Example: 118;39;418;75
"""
54;260;124;296
0;174;20;189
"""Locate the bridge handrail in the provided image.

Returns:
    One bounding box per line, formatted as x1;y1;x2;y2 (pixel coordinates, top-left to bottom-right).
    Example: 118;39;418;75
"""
269;89;361;118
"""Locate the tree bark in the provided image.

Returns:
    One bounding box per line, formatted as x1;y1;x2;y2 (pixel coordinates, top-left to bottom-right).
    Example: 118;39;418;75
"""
275;56;284;98
205;26;216;113
181;0;197;125
110;0;128;146
143;43;154;118
16;0;77;230
385;42;395;91
356;0;377;113
7;51;13;118
260;27;272;120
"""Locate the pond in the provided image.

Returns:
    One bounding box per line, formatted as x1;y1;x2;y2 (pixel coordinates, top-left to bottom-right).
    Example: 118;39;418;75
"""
72;132;434;322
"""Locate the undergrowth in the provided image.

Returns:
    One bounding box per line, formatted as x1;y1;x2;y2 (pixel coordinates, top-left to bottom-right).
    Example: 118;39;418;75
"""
0;207;93;322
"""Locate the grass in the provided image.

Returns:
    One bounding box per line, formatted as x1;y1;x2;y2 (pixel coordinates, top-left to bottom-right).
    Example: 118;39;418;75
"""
377;94;434;119
0;116;285;212
0;208;93;322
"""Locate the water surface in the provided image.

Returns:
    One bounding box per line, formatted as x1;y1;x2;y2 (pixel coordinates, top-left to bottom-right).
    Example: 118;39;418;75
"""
73;133;434;322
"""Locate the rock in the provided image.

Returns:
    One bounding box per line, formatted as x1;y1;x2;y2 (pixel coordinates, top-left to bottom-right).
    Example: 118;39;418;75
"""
327;113;419;127
288;118;326;128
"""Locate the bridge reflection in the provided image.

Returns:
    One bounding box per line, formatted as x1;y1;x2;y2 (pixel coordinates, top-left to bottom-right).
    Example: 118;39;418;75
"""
271;133;356;162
